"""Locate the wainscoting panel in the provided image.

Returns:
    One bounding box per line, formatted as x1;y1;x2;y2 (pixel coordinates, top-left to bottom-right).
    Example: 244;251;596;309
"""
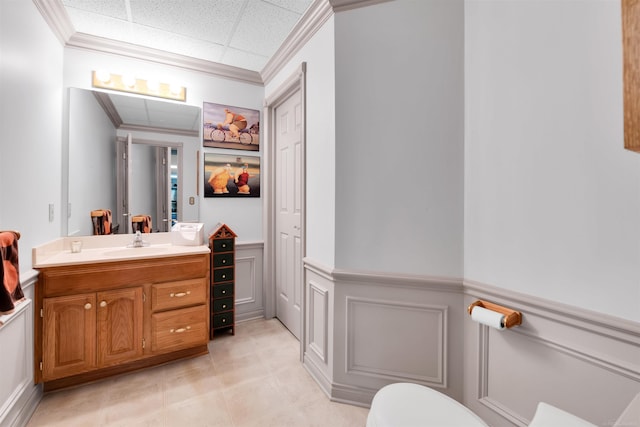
0;271;42;427
463;281;640;427
345;297;447;385
303;261;335;398
331;269;465;406
308;281;328;363
234;242;264;322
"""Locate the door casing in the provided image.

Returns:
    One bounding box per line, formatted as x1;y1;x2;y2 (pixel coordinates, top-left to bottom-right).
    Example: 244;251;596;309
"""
264;62;307;358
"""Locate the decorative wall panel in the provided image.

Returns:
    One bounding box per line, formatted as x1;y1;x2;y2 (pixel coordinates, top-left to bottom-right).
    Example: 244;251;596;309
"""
234;243;264;322
308;281;328;362
345;297;447;386
463;282;640;427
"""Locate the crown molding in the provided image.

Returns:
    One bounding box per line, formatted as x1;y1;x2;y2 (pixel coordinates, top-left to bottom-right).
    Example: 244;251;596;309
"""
32;0;74;45
117;124;199;137
261;0;333;85
92;92;122;128
93;91;199;137
33;0;263;86
260;0;393;85
34;0;391;88
67;33;263;86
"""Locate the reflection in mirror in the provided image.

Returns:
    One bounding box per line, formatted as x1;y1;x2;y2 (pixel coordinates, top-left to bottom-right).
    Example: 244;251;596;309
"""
65;88;201;236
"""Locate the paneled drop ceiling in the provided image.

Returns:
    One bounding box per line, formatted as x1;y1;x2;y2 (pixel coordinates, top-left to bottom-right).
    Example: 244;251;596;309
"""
60;0;314;73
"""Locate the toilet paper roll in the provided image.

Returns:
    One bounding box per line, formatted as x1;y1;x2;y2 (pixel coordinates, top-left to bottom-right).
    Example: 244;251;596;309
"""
471;306;505;330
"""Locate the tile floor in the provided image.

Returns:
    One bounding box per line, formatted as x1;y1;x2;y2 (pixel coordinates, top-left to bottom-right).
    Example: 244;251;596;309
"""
26;318;369;427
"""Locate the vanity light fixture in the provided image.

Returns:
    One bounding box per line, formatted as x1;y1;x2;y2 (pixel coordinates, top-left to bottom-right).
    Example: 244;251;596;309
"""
91;70;186;102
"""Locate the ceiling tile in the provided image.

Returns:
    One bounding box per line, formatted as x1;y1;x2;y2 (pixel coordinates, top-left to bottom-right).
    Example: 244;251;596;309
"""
59;0;313;72
231;0;301;56
221;47;270;72
129;0;240;45
264;0;312;14
62;0;129;20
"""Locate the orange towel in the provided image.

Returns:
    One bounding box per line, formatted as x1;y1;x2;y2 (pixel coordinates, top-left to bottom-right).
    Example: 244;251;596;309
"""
91;209;113;235
0;231;24;314
132;215;152;233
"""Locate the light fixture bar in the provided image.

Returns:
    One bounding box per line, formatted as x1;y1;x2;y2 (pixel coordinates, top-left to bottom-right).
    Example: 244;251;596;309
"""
91;71;186;102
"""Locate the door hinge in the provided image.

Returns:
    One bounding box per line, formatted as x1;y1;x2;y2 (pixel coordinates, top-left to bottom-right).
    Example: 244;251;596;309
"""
142;338;146;349
40;308;43;318
39;361;43;371
143;292;146;303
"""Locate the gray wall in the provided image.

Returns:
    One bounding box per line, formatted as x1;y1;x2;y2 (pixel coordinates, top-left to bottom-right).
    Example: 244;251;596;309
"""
464;0;640;322
334;0;464;278
0;0;64;271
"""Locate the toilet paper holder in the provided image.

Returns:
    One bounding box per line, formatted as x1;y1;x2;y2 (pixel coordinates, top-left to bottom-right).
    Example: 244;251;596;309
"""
468;300;522;329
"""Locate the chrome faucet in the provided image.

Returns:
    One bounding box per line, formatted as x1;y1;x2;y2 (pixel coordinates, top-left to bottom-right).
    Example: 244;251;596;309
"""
132;230;145;248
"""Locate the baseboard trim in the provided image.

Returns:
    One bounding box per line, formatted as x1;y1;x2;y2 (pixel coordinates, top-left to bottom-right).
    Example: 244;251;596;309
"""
303;352;332;399
236;310;265;323
0;382;42;427
329;381;375;407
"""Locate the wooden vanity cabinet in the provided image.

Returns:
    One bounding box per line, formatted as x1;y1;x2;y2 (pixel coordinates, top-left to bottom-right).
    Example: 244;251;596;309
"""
42;287;144;381
35;253;209;391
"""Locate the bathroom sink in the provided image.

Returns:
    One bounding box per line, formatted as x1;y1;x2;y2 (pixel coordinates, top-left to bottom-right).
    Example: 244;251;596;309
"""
103;246;170;257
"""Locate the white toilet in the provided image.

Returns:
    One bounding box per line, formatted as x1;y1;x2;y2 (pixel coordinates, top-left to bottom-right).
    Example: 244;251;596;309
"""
366;383;489;427
367;383;635;427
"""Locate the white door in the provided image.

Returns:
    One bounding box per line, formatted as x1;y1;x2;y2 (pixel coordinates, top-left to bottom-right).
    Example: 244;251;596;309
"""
275;88;303;339
115;134;133;234
154;146;171;232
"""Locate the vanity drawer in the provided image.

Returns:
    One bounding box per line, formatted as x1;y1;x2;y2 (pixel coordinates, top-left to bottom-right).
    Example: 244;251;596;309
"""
213;267;234;283
213;252;234;268
212;297;233;312
212;283;233;298
151;278;207;312
212;238;234;252
151;305;208;353
212;312;233;329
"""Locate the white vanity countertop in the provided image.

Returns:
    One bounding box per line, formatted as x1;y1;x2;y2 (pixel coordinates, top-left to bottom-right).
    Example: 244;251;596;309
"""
33;233;210;268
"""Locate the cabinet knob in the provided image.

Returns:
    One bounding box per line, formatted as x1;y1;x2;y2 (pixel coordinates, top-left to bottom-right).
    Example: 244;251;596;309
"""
222;244;227;248
221;318;226;323
222;290;226;294
222;274;226;279
222;304;227;309
100;301;107;308
84;303;92;310
222;260;226;264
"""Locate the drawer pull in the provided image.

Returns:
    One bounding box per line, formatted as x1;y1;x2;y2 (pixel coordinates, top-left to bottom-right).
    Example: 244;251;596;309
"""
222;274;226;279
100;301;107;308
84;303;92;310
170;291;191;298
170;326;192;333
222;260;227;264
221;318;226;323
222;304;227;309
221;290;227;294
222;244;227;248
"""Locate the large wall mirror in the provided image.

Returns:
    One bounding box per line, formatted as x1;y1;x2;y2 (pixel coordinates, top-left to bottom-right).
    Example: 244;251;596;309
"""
64;88;201;236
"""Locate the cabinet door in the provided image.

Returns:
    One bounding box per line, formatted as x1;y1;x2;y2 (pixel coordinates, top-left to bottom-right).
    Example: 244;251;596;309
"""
97;287;144;367
43;293;96;381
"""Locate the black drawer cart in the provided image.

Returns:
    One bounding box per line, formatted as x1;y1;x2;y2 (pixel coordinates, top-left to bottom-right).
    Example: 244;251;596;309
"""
209;223;237;339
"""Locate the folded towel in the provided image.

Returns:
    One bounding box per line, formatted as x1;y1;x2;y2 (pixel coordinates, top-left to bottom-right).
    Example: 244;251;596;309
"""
91;209;113;235
0;231;24;314
132;215;152;233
